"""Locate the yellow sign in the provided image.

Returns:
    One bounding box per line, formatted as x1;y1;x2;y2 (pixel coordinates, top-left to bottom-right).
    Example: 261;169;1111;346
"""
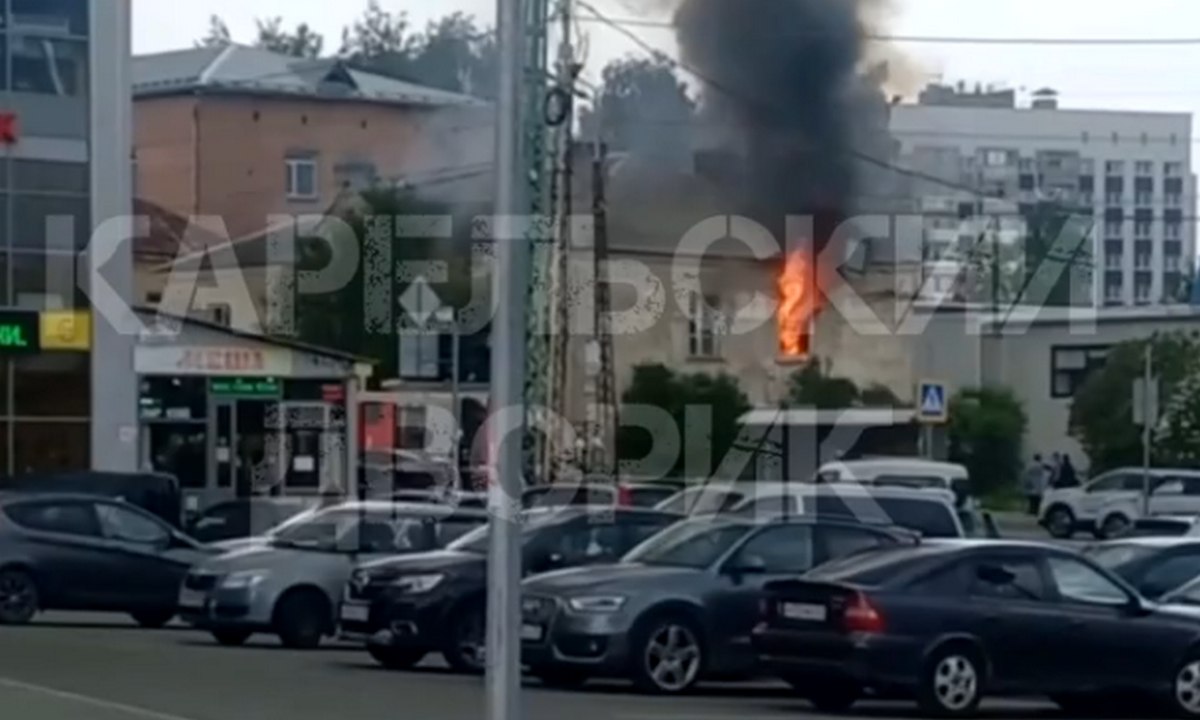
40;311;91;351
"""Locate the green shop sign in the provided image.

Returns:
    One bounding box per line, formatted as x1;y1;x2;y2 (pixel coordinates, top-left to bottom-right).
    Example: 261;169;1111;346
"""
0;311;39;353
209;377;282;397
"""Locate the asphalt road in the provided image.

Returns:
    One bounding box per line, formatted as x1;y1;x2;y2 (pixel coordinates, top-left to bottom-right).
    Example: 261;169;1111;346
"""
0;613;1072;720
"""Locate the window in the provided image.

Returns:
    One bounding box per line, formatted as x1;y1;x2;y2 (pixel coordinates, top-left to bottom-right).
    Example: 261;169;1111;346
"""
11;35;87;96
14;352;88;417
12;195;90;250
808;495;960;538
1085;473;1143;493
969;558;1047;601
397;406;427;450
4;500;98;536
12;0;87;35
1135;193;1153;207
1106;192;1124;205
1051;345;1110;398
553;521;624;565
1166;161;1184;178
984;150;1009;167
11;251;86;310
1104;279;1123;303
1140;552;1200;597
1135;281;1152;303
96;503;169;545
623;516;677;549
285;157;318;200
1167;193;1183;207
13;160;88;194
1166;222;1182;240
1105;160;1125;175
730;525;814;574
210;303;231;327
1104;220;1123;238
736;494;799;519
1135;161;1154;176
1047;556;1129;605
1135;221;1153;239
13;421;87;474
687;293;721;358
818;526;892;563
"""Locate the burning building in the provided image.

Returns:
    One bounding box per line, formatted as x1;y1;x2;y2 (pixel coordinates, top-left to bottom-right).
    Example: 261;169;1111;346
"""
670;0;901;360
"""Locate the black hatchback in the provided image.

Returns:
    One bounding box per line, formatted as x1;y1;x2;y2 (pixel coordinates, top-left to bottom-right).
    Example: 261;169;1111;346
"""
339;507;681;672
0;493;210;627
754;540;1200;718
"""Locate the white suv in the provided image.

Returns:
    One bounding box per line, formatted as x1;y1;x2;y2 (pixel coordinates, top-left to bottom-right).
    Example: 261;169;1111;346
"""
1039;468;1200;539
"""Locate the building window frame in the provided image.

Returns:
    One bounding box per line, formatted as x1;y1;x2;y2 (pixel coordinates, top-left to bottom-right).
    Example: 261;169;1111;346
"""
687;292;722;359
285;156;319;201
1051;345;1111;399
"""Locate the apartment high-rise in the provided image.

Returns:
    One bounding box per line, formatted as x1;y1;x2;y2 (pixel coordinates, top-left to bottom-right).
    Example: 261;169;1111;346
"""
894;84;1195;307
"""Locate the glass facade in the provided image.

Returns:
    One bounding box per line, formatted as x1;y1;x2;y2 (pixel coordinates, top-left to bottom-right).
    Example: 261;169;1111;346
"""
0;0;90;476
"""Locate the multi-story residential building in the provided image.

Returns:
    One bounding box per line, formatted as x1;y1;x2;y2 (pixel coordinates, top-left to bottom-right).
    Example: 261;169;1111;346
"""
131;44;488;243
894;84;1195;307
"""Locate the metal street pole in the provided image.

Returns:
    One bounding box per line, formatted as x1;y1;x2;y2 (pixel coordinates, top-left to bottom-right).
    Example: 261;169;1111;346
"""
486;0;528;718
1142;343;1153;516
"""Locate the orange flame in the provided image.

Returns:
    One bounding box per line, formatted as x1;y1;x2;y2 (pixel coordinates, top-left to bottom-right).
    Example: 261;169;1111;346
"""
778;251;817;357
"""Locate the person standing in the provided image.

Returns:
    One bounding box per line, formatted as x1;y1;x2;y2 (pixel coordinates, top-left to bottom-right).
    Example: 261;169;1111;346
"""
1023;454;1050;515
1057;454;1079;488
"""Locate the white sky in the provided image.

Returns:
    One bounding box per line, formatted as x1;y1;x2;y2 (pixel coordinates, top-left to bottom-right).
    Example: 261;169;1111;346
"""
132;0;1200;126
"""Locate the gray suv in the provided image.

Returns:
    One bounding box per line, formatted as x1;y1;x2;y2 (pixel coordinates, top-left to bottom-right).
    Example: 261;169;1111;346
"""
521;516;916;693
178;502;486;648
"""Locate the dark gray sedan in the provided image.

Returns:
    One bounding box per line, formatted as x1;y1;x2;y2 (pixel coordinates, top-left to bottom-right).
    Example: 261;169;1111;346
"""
520;516;914;693
0;493;211;627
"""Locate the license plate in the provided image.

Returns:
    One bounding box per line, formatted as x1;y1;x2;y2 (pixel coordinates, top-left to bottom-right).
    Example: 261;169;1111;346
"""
781;602;827;621
520;624;544;641
178;588;205;610
341;603;370;623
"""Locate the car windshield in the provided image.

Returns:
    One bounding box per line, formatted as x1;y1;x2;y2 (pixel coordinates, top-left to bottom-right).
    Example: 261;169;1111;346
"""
1164;576;1200;605
656;487;744;515
271;507;429;553
623;520;750;569
1084;543;1156;570
806;494;961;538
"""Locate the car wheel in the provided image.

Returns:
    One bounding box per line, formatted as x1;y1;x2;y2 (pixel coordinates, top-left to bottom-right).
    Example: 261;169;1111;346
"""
442;601;486;674
630;615;704;694
1043;506;1075;539
369;646;425;670
273;591;329;650
917;646;984;718
804;682;860;713
1169;657;1200;717
212;630;252;646
1098;513;1132;540
534;667;589;689
130;610;174;629
0;569;38;625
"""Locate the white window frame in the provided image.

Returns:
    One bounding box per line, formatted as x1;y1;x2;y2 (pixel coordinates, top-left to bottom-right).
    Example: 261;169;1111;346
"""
687;293;722;359
286;157;318;200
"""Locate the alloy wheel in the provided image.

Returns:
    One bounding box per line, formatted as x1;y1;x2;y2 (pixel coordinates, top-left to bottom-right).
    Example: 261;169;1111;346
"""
0;571;36;624
643;623;701;693
455;609;486;672
933;655;979;712
1176;661;1200;715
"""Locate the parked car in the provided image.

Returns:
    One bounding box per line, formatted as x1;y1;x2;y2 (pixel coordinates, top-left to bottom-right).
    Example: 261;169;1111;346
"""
340;507;681;672
1084;537;1200;599
520;481;682;510
519;516;916;693
816;458;972;505
178;502;488;649
1038;468;1200;539
654;484;748;515
753;539;1200;718
390;489;488;510
4;471;183;528
185;497;318;544
0;493;210;627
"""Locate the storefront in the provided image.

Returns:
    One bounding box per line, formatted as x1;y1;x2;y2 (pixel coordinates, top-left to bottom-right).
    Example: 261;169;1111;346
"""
134;311;370;510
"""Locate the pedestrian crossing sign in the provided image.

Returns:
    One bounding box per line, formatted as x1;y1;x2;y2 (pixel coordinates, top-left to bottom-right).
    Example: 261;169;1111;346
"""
917;380;949;424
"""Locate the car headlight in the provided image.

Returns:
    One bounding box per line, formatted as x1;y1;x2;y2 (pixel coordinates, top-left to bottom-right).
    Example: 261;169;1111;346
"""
567;596;626;613
391;574;445;594
222;570;269;589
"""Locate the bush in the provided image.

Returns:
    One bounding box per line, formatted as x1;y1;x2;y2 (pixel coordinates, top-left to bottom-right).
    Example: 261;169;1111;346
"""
948;387;1027;497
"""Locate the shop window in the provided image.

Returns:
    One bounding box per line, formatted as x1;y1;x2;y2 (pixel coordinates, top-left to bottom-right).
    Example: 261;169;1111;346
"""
11;35;87;97
11;251;86;310
12;160;88;194
0;422;10;479
14;352;88;418
138;377;207;422
147;425;206;489
12;195;89;250
12;0;88;36
12;420;88;475
1051;345;1111;398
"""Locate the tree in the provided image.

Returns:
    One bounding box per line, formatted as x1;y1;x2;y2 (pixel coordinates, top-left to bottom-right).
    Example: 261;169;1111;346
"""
291;188;475;381
1155;372;1200;467
197;15;231;47
255;17;324;58
617;364;751;478
580;57;695;159
784;359;900;408
1071;332;1200;472
948;387;1027;497
339;1;414;74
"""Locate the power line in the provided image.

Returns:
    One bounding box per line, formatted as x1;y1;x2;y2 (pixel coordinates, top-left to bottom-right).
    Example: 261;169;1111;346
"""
575;14;1200;46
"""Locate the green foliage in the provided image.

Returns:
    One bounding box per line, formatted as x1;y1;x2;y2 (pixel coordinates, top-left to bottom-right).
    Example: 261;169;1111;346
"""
1071;332;1200;472
254;18;324;58
617;364;751;479
1155;373;1200;467
579;57;694;156
784;360;899;408
197;15;232;47
948;387;1027;496
291;188;475;382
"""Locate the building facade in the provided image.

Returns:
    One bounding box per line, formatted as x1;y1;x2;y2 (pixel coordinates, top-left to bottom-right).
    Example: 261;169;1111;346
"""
894;84;1196;308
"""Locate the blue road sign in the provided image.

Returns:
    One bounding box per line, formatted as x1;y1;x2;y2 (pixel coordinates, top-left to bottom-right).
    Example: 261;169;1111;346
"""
918;381;948;423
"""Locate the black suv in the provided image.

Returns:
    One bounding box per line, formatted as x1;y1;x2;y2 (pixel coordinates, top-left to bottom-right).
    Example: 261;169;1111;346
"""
339;507;680;672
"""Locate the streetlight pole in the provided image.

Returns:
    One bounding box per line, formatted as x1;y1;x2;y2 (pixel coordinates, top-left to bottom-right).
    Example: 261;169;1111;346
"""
486;0;528;718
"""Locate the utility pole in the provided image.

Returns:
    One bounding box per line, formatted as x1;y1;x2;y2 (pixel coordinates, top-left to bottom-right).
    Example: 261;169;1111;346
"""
1142;343;1153;516
486;0;528;717
584;141;617;478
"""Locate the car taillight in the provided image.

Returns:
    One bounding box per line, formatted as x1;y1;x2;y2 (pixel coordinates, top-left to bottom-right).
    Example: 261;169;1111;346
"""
617;485;633;506
842;592;885;634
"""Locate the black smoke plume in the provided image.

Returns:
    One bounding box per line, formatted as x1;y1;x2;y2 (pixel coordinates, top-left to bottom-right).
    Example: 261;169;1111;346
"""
673;0;890;258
